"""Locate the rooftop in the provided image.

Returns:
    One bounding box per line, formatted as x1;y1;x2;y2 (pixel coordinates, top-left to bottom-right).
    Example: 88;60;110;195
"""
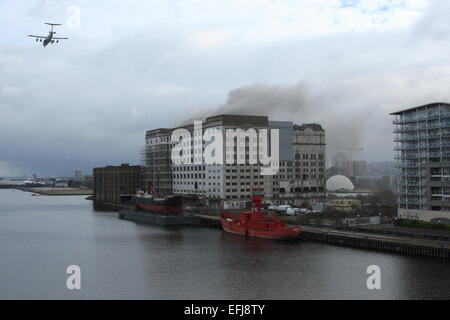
390;102;450;115
294;123;324;131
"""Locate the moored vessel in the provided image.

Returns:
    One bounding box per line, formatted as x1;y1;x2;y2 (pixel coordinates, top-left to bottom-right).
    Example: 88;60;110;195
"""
219;187;301;240
118;209;201;226
118;186;201;226
134;193;183;214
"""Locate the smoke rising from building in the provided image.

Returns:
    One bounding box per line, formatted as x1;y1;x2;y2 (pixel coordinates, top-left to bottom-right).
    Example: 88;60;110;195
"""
2;1;449;176
215;83;308;116
210;82;365;152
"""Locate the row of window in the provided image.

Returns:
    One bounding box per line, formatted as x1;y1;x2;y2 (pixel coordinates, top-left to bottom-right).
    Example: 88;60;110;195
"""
226;182;264;186
173;165;208;171
173;189;220;194
173;174;207;179
169;173;324;181
226;169;259;173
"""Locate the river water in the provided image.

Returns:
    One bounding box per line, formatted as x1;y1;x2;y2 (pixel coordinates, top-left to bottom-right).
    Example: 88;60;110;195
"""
0;189;448;300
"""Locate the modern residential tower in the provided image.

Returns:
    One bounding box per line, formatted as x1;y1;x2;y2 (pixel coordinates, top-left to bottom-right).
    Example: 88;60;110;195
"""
392;102;450;222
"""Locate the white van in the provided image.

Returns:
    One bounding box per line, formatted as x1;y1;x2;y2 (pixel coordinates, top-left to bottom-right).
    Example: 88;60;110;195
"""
268;204;291;212
286;208;298;216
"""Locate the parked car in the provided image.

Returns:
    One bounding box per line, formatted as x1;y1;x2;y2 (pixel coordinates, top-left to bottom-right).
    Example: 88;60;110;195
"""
286;208;298;216
268;204;291;212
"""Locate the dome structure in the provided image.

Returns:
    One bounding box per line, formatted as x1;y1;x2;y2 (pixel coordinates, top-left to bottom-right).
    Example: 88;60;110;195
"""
326;175;355;192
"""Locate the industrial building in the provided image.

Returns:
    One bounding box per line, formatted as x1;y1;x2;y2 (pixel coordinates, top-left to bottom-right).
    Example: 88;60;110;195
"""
93;163;143;204
143;114;326;207
328;199;362;212
392;102;450;221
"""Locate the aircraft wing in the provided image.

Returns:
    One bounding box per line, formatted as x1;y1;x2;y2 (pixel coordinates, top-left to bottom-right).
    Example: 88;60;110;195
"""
53;37;68;40
28;35;46;39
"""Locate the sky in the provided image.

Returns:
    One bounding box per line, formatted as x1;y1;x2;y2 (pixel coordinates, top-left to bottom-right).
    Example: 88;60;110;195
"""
1;0;449;177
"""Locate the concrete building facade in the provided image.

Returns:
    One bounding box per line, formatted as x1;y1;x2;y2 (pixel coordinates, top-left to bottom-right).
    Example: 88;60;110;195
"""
351;160;367;177
144;114;326;206
392;102;450;221
329;199;362;212
143;129;173;195
93;163;143;204
74;169;82;181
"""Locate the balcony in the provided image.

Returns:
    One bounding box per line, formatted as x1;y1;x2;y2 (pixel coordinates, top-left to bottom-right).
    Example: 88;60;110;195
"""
394;136;417;142
399;190;427;198
398;182;426;187
394;145;429;150
394;134;444;141
397;170;426;178
394;112;450;123
396;151;450;159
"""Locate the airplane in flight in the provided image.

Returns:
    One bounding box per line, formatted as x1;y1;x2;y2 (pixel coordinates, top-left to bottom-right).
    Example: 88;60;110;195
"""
28;23;68;47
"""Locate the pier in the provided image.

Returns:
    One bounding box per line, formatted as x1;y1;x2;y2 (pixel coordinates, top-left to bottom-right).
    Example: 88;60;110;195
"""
300;226;450;260
196;215;450;260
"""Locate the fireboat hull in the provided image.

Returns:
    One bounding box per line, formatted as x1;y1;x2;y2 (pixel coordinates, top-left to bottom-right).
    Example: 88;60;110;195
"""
220;218;301;240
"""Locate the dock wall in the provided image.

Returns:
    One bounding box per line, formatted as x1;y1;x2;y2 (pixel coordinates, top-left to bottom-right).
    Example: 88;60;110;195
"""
196;215;450;261
300;227;450;260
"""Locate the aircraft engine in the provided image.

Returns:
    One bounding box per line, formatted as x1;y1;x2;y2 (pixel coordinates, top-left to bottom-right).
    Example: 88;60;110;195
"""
51;40;54;43
36;38;38;42
56;40;59;43
40;39;42;42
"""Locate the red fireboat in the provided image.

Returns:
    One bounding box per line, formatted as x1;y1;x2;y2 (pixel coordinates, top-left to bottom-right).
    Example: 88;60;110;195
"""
219;187;301;240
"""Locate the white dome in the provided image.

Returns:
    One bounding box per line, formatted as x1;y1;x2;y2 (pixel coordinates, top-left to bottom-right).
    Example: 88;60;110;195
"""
326;175;355;192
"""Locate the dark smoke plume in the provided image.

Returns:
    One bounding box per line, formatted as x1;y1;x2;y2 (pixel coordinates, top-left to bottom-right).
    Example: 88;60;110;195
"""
211;82;365;153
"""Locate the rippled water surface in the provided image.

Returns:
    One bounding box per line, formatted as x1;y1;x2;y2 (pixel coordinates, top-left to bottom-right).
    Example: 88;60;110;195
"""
0;189;448;299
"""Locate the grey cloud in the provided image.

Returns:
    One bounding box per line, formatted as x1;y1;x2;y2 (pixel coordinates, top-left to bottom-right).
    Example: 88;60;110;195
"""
1;0;450;176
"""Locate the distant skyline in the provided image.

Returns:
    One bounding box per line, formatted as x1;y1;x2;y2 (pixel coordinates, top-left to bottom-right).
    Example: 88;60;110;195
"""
1;0;450;176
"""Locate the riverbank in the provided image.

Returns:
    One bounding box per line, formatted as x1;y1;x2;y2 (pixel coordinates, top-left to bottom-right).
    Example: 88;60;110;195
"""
3;188;449;299
93;200;450;260
300;226;450;260
196;214;450;260
17;187;93;196
345;223;450;241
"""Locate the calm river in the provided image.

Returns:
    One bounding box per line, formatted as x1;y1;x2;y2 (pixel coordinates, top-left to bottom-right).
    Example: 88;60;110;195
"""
0;189;448;299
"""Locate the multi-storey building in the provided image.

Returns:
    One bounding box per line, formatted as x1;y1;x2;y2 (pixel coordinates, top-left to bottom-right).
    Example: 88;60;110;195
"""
329;154;366;178
328;199;362;212
144;114;326;206
143;128;173;195
331;152;349;176
74;169;83;181
351;160;367;177
93;163;143;204
290;123;326;199
392;102;450;221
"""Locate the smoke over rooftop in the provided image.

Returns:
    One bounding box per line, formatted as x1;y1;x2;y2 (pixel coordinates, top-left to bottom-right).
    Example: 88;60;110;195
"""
210;82;365;151
215;83;308;116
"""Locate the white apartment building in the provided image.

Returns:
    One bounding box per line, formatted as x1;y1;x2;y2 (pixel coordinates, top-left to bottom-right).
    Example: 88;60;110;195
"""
144;114;326;206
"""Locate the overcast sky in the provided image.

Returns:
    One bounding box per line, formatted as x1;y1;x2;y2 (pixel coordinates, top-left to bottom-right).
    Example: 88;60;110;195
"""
1;0;449;177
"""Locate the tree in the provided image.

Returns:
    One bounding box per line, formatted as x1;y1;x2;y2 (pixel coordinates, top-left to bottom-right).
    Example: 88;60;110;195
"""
366;188;396;216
